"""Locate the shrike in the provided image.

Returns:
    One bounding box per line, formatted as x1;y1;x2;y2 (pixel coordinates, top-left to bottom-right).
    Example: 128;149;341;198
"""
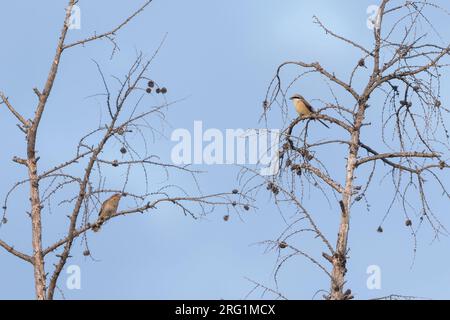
92;193;122;232
290;94;330;128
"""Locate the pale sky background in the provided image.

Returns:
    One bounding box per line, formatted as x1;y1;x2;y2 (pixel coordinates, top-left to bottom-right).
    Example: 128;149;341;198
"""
0;0;450;299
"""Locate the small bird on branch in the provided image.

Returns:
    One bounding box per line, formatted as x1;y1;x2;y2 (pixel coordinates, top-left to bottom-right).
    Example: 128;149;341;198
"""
92;193;122;232
290;94;330;128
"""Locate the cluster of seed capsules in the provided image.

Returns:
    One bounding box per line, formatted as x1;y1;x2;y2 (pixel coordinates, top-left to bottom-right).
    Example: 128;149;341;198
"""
145;80;167;95
222;189;250;222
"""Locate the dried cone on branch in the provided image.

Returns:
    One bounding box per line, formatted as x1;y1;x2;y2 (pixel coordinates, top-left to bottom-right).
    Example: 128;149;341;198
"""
92;193;122;232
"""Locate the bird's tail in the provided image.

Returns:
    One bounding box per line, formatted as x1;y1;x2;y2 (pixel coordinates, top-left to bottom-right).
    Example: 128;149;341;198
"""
92;218;105;233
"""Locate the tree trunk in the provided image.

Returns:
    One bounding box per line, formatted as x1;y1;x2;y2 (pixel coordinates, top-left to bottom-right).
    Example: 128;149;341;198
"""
28;156;46;300
329;102;365;300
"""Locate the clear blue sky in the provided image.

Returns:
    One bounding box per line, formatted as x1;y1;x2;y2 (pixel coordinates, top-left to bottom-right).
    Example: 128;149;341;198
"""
0;0;449;299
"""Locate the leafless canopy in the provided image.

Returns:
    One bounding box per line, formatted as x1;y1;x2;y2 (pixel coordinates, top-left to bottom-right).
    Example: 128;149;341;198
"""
241;0;450;300
0;0;247;299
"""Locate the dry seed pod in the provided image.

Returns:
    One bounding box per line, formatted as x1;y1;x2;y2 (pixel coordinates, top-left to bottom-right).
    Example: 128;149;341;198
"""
279;241;288;249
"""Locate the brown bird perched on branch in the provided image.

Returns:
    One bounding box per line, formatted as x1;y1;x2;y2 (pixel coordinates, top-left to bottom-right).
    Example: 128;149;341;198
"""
92;193;122;232
290;94;330;128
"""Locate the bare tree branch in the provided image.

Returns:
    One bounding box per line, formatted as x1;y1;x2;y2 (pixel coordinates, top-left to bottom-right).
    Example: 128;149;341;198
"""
63;1;154;50
0;92;30;127
0;239;32;263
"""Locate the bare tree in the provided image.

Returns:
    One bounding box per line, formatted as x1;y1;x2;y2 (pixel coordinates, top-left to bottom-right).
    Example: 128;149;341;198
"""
242;0;450;300
0;0;246;300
